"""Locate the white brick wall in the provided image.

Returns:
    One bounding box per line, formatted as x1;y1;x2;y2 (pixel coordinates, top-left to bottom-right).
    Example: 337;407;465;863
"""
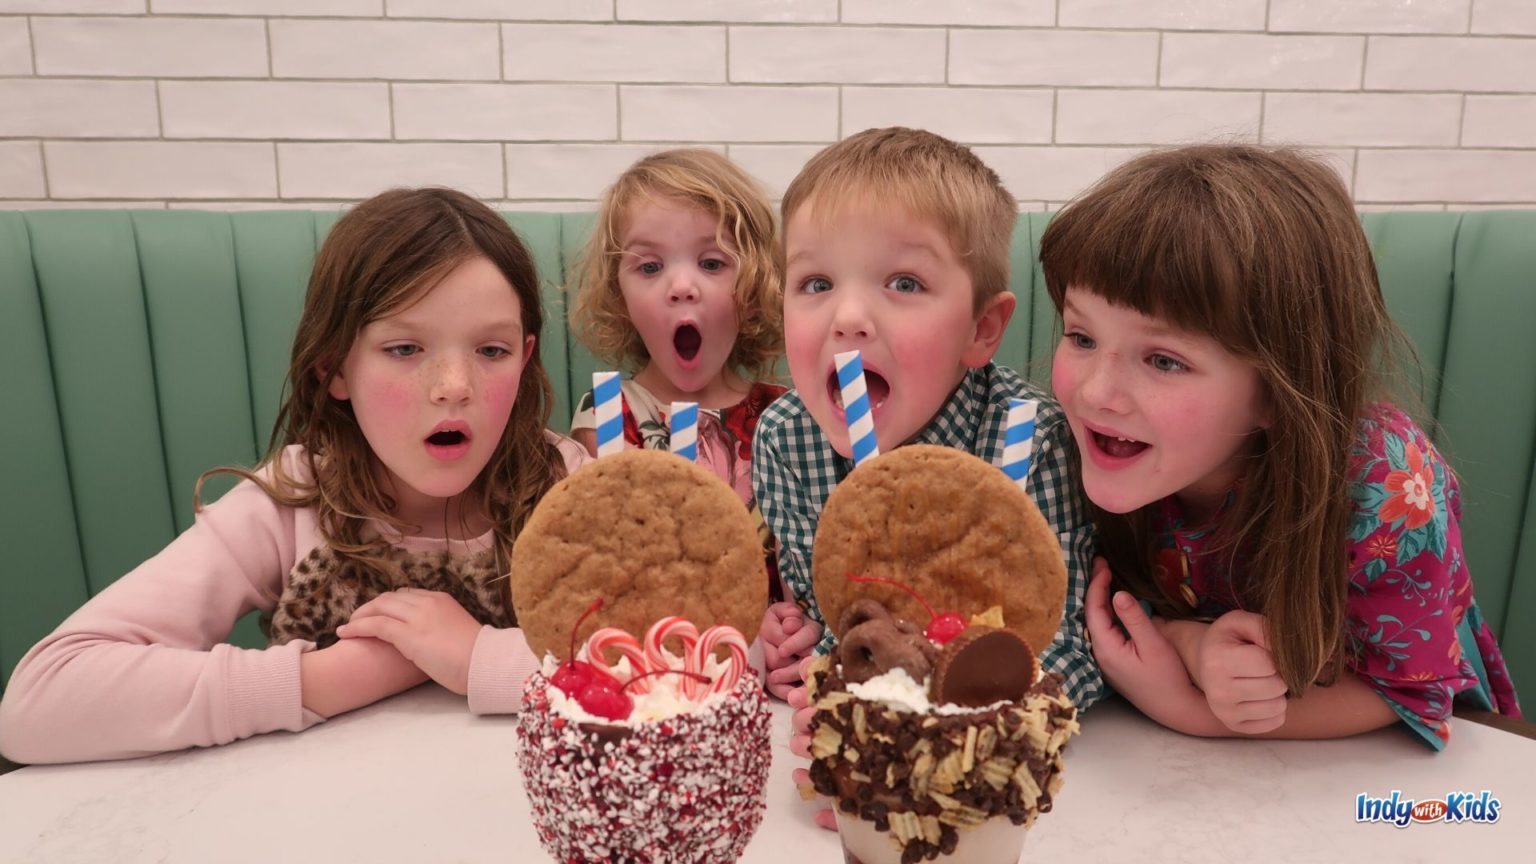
0;2;1531;210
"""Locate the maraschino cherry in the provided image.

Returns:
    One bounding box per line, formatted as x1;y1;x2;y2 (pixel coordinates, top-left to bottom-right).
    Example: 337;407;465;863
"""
575;669;712;722
848;573;968;645
551;598;619;698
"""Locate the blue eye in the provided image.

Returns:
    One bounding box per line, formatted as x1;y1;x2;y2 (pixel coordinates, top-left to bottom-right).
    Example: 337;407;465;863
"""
385;344;419;358
801;276;832;294
479;346;510;359
1150;354;1188;373
700;257;728;273
1066;332;1094;350
887;275;922;294
639;261;662;275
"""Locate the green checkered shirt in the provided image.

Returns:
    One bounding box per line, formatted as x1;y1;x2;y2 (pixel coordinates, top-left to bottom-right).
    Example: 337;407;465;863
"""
751;362;1106;710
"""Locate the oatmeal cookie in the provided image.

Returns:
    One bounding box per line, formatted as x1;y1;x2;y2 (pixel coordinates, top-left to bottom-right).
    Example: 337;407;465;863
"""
812;444;1067;654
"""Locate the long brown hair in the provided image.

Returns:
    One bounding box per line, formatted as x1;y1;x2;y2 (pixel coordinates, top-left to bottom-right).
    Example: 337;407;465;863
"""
568;148;783;380
197;187;567;578
1040;145;1403;694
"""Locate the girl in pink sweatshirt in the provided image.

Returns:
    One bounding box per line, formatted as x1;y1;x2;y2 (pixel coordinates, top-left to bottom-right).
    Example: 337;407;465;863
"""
0;188;589;764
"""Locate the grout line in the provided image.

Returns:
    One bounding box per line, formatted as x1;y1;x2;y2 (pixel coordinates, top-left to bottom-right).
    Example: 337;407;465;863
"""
387;81;396;139
615;83;624;141
1457;93;1466;147
498;22;505;81
264;17;273;78
1154;30;1163;86
38;139;50;198
154;79;165;137
27;15;37;76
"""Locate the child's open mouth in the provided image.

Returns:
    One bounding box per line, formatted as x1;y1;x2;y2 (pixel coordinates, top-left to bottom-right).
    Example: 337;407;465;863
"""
1091;431;1149;459
425;426;472;460
673;323;702;363
827;369;890;411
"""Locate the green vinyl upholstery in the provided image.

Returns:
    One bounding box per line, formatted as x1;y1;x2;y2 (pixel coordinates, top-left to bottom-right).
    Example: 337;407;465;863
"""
2;209;1533;702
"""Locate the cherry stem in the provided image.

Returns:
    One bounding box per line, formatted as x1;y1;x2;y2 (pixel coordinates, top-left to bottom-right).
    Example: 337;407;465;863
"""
848;572;938;621
622;668;712;694
568;597;604;664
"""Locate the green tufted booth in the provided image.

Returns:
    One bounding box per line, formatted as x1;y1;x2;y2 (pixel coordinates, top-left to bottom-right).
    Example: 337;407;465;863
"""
2;209;1534;703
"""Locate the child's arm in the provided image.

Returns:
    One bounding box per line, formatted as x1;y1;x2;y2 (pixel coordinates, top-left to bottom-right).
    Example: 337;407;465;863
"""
1030;411;1108;710
751;416;830;655
0;458;408;764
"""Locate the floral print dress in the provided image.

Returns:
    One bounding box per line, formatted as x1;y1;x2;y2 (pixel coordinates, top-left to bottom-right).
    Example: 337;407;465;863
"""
573;378;790;601
1149;403;1521;750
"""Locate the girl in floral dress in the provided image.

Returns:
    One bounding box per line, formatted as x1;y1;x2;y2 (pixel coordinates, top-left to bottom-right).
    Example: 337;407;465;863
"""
567;149;790;600
1041;144;1519;749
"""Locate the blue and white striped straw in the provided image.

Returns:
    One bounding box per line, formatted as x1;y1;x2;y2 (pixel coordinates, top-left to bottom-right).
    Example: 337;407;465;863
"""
835;350;879;467
1000;398;1038;488
593;371;624;457
669;401;699;462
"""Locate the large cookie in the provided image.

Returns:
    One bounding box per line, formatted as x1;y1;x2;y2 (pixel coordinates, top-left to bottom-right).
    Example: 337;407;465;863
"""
511;449;766;660
812;444;1066;655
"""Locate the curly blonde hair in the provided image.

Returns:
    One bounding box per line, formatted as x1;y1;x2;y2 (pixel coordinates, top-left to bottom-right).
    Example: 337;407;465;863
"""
568;149;782;380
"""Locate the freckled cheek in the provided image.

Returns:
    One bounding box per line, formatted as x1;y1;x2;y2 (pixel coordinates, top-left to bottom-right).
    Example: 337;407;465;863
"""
357;379;417;423
482;372;521;424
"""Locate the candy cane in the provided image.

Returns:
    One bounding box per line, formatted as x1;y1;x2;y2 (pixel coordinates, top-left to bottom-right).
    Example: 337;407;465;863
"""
694;626;749;698
582;627;651;692
644;617;701;696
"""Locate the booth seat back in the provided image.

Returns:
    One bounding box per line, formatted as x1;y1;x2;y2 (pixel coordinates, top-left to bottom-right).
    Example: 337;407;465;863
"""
3;209;1534;699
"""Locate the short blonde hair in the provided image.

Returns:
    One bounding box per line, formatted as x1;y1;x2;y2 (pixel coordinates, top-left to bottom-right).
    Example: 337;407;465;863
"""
568;149;782;379
781;127;1018;315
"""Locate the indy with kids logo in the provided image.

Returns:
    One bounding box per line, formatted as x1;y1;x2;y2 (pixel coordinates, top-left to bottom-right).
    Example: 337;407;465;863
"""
1356;790;1503;827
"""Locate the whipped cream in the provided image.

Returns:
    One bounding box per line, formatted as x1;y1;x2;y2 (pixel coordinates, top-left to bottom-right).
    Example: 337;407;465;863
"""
541;654;732;725
842;663;1042;715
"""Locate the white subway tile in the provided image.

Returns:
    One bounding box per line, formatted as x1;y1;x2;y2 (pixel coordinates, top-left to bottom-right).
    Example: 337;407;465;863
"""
1059;0;1266;30
388;0;611;19
1;1;143;11
731;26;943;84
506;143;725;199
1366;36;1536;92
32;16;267;78
1356;148;1536;201
498;200;601;211
0;142;45;199
46;142;276;199
167;200;348;211
842;0;1052;26
621;85;837;142
1263;93;1462;146
2;200;168;210
271;20;499;80
1462;95;1536;147
950;29;1159;87
394;83;616;140
1269;0;1470;34
1315;147;1357;191
0;80;159;138
0;18;27;76
278;143;503;199
973;146;1143;201
724;144;822;198
1057;89;1261;145
619;0;834;22
842;87;1052;144
1473;0;1536;34
152;0;380;14
1448;202;1536;210
1162;33;1364;90
503;24;724;83
161;82;391;140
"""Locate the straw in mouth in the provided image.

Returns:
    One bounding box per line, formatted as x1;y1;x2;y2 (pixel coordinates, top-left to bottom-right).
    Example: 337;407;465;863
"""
829;369;889;410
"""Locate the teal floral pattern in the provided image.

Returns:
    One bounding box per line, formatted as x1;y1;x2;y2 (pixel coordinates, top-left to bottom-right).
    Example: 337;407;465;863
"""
1150;404;1520;750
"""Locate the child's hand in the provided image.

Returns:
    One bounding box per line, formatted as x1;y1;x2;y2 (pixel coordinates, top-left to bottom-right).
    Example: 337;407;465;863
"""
337;588;483;696
1195;610;1287;734
760;602;822;700
787;666;838;832
1084;558;1206;720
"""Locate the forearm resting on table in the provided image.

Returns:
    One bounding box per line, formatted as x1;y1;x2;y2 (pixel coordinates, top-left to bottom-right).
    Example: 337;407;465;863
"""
300;637;427;718
1151;672;1399;740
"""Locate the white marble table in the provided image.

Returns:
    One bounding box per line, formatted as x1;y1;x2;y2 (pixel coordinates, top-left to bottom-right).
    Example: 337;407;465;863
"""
2;685;1532;863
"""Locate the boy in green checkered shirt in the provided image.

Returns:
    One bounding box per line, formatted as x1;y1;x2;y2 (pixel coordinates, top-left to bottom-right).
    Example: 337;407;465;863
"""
751;129;1105;737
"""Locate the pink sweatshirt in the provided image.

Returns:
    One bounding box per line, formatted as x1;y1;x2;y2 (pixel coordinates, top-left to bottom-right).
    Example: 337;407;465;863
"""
0;436;590;764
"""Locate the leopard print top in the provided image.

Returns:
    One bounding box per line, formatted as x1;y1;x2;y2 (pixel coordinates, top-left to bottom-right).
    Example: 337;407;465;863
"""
264;543;513;648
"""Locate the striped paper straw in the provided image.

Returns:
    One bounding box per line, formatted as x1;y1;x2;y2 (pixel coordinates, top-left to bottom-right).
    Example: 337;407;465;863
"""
593;371;624;457
670;401;699;462
835;349;879;467
1000;398;1038;488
